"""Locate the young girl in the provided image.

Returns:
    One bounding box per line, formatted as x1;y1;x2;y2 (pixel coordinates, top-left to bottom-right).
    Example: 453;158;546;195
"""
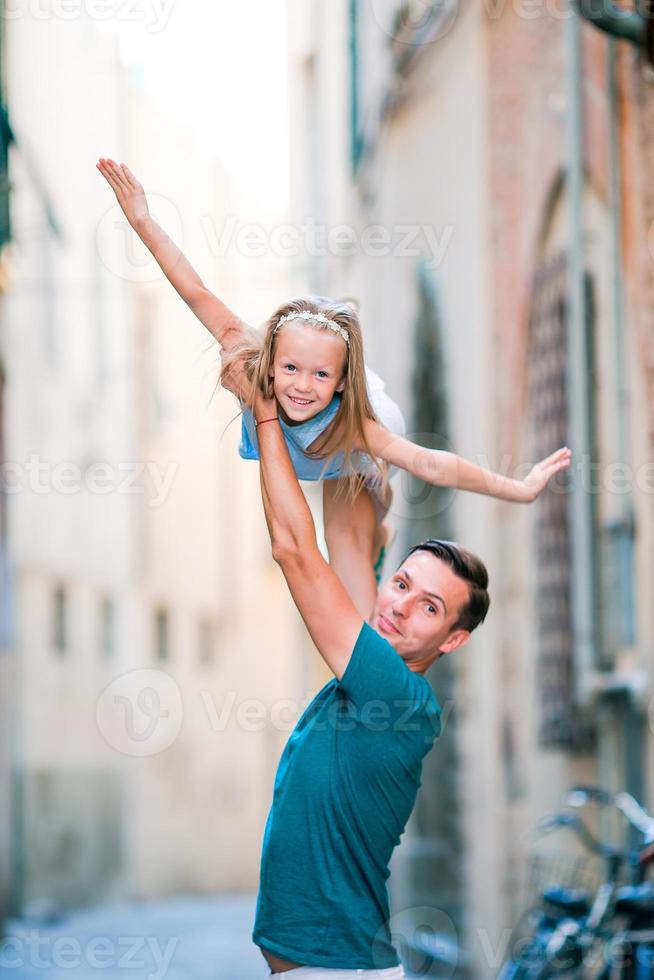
97;158;571;618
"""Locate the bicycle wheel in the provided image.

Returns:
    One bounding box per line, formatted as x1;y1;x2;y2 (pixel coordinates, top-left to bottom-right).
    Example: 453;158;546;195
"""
587;938;654;979
636;941;654;980
497;942;558;979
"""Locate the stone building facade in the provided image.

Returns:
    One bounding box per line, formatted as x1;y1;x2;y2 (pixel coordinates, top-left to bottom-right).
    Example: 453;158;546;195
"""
286;0;654;974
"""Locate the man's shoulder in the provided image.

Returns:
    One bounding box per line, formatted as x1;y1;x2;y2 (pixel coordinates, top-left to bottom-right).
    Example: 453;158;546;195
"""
340;621;441;715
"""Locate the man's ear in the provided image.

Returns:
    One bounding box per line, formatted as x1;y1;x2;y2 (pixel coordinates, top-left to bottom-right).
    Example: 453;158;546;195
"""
438;629;470;657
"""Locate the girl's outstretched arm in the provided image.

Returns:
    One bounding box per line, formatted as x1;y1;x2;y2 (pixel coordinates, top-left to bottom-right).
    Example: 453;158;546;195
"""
96;158;247;352
364;420;571;503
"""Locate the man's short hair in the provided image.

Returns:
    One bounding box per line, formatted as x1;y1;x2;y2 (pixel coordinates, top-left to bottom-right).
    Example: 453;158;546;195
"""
402;539;490;633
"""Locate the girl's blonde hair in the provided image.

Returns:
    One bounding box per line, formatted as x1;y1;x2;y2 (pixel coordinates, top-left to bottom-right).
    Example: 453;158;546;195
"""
221;295;387;489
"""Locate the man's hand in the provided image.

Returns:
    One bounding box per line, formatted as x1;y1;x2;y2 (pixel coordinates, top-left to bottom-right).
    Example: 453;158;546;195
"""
96;159;150;230
520;446;572;503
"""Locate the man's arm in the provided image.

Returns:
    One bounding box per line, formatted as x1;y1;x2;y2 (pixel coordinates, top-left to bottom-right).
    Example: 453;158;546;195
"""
255;396;363;680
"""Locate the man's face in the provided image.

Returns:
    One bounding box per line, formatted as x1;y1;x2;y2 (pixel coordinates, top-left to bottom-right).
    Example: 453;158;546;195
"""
372;551;472;669
271;324;347;422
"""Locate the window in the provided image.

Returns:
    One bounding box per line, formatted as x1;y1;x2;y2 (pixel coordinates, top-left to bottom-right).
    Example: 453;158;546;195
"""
528;250;595;750
135;293;166;439
0;360;12;649
53;586;67;654
100;596;115;659
0;104;13;250
349;0;364;174
154;607;169;661
197;618;217;666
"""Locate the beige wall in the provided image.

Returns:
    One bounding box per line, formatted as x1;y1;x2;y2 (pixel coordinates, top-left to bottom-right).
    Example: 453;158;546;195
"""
3;5;316;913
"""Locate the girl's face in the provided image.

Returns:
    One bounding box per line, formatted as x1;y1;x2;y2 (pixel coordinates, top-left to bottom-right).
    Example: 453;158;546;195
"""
271;323;347;422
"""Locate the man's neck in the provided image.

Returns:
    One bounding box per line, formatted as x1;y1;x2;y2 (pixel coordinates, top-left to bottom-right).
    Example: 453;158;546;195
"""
403;651;440;675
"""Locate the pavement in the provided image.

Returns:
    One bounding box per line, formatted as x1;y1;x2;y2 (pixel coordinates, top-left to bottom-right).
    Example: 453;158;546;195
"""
0;893;267;980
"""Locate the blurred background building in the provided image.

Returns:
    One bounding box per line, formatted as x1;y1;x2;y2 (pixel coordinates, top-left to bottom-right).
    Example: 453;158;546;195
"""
0;0;320;942
286;0;654;974
0;0;653;977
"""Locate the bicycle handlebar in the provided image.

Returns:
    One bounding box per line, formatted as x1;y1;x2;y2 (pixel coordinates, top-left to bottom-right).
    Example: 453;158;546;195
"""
536;811;615;857
567;787;613;807
615;792;654;841
566;786;654;842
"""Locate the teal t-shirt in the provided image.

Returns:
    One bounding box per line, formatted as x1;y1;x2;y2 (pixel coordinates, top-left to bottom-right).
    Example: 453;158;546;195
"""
252;621;442;970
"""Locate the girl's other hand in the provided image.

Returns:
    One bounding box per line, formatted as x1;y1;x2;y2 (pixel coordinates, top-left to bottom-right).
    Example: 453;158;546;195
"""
521;446;572;502
96;158;150;229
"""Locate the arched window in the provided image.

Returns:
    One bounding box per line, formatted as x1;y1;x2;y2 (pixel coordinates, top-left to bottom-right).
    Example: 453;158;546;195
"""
528;249;595;748
526;175;609;750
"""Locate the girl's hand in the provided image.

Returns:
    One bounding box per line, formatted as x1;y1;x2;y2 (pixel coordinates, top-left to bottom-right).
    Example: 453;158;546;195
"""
253;389;278;425
521;447;572;502
96;158;150;228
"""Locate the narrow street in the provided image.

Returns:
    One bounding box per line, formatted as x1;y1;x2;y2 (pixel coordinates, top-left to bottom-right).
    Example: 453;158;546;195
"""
0;893;266;980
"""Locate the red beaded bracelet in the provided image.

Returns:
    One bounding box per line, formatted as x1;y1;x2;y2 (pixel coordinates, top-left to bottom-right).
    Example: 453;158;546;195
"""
255;416;279;427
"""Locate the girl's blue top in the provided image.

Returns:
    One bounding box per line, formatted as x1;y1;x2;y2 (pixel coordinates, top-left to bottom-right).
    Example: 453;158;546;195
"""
238;367;404;482
239;394;350;481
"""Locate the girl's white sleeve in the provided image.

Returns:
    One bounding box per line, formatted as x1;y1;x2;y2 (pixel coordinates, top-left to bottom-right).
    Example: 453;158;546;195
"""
364;365;406;438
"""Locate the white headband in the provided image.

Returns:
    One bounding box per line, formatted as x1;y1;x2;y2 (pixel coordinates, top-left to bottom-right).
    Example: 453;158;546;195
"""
274;310;350;346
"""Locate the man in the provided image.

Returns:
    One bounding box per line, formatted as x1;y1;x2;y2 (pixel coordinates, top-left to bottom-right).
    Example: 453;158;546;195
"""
252;390;490;978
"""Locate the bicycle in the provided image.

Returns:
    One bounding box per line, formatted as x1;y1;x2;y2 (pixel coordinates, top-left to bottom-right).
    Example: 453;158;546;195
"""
568;787;654;979
498;786;654;979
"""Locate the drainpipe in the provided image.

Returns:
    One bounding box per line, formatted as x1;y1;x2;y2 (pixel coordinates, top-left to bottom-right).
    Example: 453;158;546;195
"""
606;36;636;658
564;7;598;705
349;0;363;174
599;37;643;810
